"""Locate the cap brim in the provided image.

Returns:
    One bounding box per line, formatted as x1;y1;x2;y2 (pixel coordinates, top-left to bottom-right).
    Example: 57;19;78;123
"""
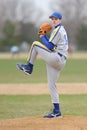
49;15;57;19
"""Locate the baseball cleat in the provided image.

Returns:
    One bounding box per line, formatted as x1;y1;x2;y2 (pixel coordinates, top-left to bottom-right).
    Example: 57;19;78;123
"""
16;63;33;75
44;109;62;118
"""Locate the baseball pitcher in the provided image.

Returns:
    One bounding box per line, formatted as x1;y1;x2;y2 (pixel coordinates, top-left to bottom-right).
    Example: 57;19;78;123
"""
17;12;68;118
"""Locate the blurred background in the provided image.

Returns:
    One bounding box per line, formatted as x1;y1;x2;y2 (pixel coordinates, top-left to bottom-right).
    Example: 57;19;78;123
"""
0;0;87;54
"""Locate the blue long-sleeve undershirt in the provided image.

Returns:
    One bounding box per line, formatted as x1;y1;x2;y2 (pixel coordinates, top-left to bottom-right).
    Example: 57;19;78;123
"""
40;35;54;50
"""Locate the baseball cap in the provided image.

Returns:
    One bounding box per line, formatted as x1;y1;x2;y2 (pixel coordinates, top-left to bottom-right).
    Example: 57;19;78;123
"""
49;12;62;19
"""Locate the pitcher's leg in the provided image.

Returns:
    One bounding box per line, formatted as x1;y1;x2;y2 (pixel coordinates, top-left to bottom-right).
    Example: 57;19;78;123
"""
17;41;60;75
17;41;50;75
27;41;51;64
46;64;60;104
44;64;62;118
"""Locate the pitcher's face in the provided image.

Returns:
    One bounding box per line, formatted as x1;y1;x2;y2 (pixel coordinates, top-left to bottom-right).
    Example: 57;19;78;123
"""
51;17;62;26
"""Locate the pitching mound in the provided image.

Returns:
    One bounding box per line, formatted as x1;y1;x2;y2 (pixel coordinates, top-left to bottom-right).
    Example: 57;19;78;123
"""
0;116;87;130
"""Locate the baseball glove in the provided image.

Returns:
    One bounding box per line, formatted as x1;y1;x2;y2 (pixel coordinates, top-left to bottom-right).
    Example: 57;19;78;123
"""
38;23;52;36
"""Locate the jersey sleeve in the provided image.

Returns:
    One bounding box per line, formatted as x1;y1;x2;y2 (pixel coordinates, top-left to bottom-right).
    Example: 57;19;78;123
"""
40;35;55;50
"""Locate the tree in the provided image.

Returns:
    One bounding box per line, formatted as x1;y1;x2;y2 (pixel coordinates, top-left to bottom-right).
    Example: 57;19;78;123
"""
19;22;38;44
77;25;87;50
0;0;19;22
2;20;19;46
0;0;39;48
60;0;87;43
0;0;19;38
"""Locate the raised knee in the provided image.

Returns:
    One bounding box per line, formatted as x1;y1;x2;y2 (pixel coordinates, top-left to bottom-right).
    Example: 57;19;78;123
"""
32;41;40;45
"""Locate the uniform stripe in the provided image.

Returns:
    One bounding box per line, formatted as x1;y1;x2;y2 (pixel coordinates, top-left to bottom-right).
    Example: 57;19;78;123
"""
27;41;51;61
49;26;61;42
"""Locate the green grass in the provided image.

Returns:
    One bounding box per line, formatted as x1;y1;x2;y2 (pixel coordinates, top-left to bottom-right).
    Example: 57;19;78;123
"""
0;58;87;83
0;94;87;119
59;58;87;82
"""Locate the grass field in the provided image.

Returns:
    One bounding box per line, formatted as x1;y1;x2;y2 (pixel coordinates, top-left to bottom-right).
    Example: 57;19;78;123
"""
0;94;87;119
0;58;87;119
0;58;87;83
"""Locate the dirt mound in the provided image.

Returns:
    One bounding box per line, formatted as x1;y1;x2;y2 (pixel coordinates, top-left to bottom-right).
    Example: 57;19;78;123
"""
0;116;87;130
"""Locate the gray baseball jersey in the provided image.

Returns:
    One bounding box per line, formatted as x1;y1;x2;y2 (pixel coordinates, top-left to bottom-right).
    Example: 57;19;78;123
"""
49;25;68;57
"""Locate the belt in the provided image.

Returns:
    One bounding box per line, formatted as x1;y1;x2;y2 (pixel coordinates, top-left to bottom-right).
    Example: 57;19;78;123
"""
58;52;66;60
